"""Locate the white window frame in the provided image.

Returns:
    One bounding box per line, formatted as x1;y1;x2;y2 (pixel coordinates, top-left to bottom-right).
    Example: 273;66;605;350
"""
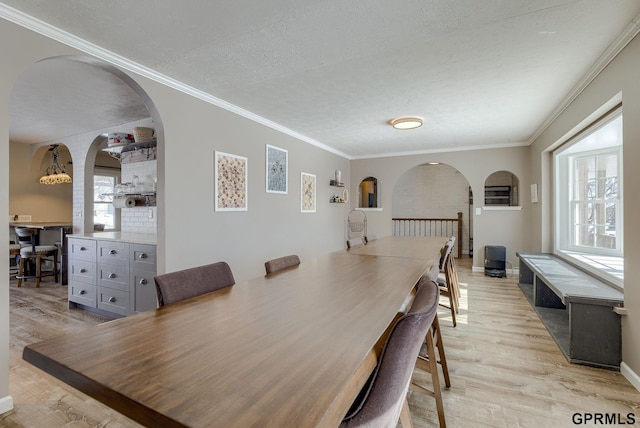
553;109;623;287
94;168;120;231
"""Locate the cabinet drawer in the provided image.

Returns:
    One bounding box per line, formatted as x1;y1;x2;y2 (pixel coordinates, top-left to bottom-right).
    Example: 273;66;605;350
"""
131;244;156;270
98;263;129;291
69;260;96;285
98;241;129;264
132;272;158;313
98;287;129;316
69;283;96;307
68;239;96;261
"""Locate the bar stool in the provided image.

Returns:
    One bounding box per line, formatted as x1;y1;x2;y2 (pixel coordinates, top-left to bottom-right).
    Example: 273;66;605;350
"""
9;242;21;276
15;228;59;287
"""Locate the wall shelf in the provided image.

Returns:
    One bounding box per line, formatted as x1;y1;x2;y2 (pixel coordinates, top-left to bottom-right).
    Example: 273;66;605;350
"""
484;185;512;206
102;139;157;163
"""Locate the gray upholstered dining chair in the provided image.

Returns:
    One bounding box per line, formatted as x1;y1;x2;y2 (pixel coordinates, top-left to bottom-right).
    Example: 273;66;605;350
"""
154;261;235;307
346;237;365;249
15;227;59;287
264;254;301;275
437;238;460;327
340;277;439;428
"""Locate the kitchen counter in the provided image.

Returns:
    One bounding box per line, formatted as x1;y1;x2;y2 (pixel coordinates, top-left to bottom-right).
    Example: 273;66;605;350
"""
67;231;157;246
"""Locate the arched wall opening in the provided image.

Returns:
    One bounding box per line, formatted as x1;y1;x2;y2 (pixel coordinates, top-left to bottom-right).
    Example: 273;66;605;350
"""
10;55;163;236
392;162;473;256
483;170;520;206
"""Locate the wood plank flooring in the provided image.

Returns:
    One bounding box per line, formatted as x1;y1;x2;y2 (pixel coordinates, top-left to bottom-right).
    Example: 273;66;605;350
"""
2;258;639;427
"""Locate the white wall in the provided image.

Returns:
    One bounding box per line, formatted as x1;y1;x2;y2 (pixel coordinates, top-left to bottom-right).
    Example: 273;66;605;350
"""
530;32;640;388
351;146;531;270
0;17;353;413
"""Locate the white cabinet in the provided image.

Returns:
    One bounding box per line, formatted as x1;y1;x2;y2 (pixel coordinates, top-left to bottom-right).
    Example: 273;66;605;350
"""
68;237;157;317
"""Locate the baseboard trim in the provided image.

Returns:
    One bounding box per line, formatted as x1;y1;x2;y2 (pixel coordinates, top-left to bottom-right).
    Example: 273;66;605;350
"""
0;395;14;415
621;362;640;392
472;266;519;276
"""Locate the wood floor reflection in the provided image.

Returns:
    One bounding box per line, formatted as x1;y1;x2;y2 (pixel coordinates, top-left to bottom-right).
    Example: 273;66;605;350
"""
3;257;639;427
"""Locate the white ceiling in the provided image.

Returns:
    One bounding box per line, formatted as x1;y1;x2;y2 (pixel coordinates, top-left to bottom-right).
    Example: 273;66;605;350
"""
3;1;640;158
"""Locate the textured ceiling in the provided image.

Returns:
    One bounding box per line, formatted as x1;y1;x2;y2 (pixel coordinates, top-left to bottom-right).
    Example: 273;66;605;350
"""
4;1;640;158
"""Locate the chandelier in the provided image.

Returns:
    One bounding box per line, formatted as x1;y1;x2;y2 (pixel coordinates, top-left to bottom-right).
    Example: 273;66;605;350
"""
39;145;72;185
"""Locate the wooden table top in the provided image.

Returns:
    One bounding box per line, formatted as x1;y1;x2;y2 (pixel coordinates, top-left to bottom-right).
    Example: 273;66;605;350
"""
23;238;443;427
343;235;448;261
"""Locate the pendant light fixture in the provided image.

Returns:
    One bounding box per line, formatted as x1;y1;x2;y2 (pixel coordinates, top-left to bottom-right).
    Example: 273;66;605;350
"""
39;144;72;185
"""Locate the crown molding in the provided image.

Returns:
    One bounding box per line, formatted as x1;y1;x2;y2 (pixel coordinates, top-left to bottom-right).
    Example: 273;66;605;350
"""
529;12;640;144
350;141;529;160
0;4;352;160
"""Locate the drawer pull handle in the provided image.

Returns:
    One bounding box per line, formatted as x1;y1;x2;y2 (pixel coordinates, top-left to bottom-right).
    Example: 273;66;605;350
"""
139;253;148;259
80;246;86;251
80;268;87;273
108;273;117;279
79;290;86;295
139;278;148;285
109;250;117;255
108;296;117;303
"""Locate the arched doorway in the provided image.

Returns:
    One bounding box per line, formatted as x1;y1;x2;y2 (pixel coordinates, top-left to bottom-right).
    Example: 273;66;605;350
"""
392;162;472;256
10;55;163;235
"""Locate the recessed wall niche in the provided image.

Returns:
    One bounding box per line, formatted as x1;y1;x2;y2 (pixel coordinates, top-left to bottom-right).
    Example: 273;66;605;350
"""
484;171;519;206
359;177;378;208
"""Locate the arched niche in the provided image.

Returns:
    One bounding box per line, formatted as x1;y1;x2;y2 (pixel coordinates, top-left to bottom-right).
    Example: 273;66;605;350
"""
484;170;519;206
358;177;378;208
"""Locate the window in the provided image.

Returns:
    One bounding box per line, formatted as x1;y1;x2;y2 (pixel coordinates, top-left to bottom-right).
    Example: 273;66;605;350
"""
94;171;119;230
554;110;623;284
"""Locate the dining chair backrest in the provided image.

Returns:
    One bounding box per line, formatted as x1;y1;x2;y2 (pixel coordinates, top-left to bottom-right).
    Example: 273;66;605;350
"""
340;277;439;427
14;228;38;252
346;237;365;249
154;261;235;307
264;255;301;275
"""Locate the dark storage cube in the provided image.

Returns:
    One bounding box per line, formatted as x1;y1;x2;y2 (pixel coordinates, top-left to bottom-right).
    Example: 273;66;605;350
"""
485;245;506;278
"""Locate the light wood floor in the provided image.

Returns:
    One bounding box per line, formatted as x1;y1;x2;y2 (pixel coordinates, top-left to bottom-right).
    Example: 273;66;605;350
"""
2;258;639;427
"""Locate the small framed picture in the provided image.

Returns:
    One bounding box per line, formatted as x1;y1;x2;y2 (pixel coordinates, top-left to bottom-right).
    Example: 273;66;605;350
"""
301;172;316;213
266;144;288;194
215;151;248;211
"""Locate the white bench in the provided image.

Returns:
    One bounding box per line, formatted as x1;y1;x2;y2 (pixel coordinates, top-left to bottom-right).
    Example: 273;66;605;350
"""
517;252;623;370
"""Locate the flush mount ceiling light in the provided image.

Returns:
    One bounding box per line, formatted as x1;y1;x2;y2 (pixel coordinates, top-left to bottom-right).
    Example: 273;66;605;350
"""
389;116;423;130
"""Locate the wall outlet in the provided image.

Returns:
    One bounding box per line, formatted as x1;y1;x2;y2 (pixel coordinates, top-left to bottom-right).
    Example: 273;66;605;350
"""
475;207;482;216
148;209;154;219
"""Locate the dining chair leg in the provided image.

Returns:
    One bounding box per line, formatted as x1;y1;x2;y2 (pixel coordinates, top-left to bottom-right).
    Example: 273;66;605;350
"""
17;257;24;287
53;252;59;283
413;325;447;427
432;315;451;388
35;255;41;288
399;396;414;428
448;293;457;327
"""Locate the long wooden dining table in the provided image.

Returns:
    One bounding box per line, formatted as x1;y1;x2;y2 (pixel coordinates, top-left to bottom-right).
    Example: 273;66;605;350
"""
22;236;447;427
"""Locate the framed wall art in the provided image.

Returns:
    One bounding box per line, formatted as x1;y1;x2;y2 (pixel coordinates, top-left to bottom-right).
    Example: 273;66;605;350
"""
301;172;316;213
214;151;248;211
266;144;288;194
